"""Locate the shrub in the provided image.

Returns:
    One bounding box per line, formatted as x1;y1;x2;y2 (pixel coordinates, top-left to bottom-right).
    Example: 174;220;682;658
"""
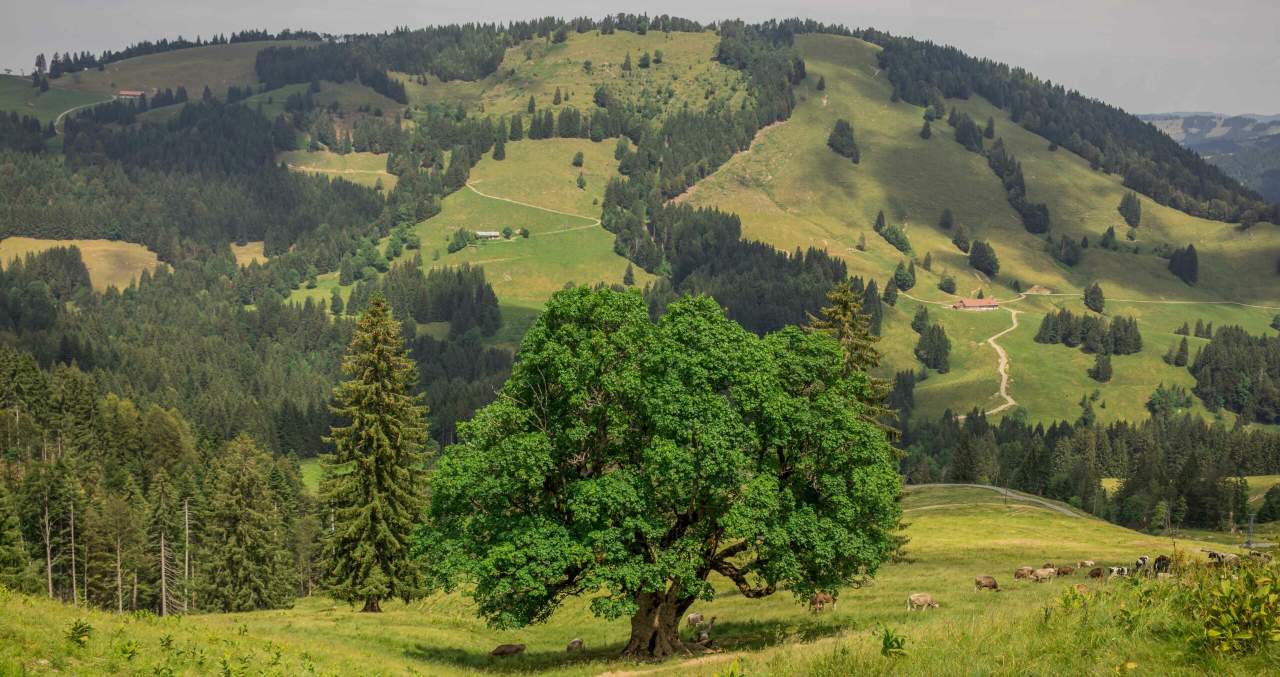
66;618;93;647
1190;560;1280;654
878;625;907;658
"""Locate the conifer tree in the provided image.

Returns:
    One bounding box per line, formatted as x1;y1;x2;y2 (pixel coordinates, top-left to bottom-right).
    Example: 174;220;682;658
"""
806;281;891;428
200;435;292;612
952;223;970;252
509;114;523;140
882;279;899;306
1173;336;1189;367
920;120;932;139
1084;282;1105;313
968;240;1000;276
939;276;957;294
330;289;345;317
322;294;429;612
492;137;505;161
922;252;933;271
1089;353;1112;382
862;280;884;336
816;75;825;91
553;86;562;105
911;305;930;334
622;263;635;286
527;95;535;114
915;323;951;372
827;119;860;163
1119;191;1142;227
984;116;996;139
874;210;887;233
0;482;38;592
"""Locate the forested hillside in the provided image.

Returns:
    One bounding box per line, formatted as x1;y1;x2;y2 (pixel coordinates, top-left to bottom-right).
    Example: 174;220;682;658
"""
2;17;1280;671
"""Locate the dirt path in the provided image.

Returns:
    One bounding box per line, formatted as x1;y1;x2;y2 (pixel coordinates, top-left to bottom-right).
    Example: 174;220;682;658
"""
55;96;114;129
905;483;1082;518
983;309;1020;416
465;182;599;226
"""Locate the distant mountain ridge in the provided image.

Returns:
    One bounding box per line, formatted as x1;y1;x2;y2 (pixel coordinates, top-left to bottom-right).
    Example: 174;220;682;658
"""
1141;112;1280;202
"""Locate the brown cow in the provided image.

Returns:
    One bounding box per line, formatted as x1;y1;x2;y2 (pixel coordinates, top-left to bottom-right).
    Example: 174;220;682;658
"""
1014;566;1034;580
491;644;526;657
907;593;939;610
974;575;999;592
810;592;835;613
1057;566;1075;577
1031;567;1056;583
566;638;584;653
1078;560;1095;568
1088;567;1104;579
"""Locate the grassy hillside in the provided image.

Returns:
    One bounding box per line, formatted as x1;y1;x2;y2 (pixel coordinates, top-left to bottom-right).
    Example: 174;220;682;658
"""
2;485;1264;676
401;29;747;119
680;33;1280;426
47;41;311;97
279;150;398;190
0;75;109;124
0;236;164;291
230;241;267;267
289;138;649;344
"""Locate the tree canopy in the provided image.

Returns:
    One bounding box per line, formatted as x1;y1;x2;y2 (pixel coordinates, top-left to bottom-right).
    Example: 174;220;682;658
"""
420;287;901;658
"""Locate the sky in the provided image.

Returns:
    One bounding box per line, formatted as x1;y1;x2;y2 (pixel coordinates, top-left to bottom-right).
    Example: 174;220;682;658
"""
3;0;1278;115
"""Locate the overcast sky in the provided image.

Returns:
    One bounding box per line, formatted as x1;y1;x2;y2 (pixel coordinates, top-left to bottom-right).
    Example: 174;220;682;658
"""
3;0;1277;115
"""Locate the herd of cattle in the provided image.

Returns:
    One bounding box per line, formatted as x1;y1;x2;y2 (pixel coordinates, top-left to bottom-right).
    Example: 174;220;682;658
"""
487;549;1270;657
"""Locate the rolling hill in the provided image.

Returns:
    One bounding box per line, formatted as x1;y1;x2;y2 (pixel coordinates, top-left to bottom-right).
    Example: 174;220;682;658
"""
0;485;1259;676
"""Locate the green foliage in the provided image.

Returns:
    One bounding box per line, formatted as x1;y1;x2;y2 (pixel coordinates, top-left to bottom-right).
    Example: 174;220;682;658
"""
1258;485;1280;522
827;119;860;163
1191;561;1280;654
1146;383;1193;417
873;211;911;253
878;624;907;658
571;151;584;167
911;306;930;334
1089;353;1112;383
322;295;429;611
447;228;476;253
914;323;951;373
421;288;901;657
951;223;970;253
66;618;93;647
938;276;956;294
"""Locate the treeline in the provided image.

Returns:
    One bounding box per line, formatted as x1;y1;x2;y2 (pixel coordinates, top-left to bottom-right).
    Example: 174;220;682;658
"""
0;344;317;611
899;407;1279;531
255;43;408;104
0;112;52;153
1189;325;1280;423
34;30;325;79
860;27;1271;223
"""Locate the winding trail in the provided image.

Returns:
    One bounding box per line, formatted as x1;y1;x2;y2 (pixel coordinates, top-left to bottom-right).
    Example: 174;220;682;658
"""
54;96;114;129
982;309;1021;416
465;182;600;227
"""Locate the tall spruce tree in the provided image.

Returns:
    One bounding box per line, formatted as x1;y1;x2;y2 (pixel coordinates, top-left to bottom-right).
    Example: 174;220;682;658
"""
200;435;293;612
1119;191;1142;228
0;482;39;592
321;294;429;612
806;280;893;431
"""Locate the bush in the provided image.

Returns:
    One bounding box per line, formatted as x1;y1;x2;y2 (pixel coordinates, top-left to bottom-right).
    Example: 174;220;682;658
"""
1190;560;1280;654
66;618;93;647
939;276;956;294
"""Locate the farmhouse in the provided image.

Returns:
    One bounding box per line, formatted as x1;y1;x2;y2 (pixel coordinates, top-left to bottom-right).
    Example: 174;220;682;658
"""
475;231;502;240
952;298;1000;311
116;90;146;100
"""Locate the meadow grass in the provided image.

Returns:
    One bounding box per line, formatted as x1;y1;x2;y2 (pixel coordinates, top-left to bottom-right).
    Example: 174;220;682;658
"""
47;41;311;96
0;236;163;291
0;74;109;124
2;485;1266;676
469;137;620;216
278;150;398;190
229;241;267;267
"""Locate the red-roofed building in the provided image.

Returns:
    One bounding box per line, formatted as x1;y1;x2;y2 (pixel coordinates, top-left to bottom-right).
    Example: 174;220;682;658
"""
952;298;999;310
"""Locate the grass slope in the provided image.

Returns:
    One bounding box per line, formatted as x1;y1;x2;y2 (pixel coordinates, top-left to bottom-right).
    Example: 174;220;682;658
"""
1;485;1261;676
279;150;398;190
681;33;1280;426
402;29;747;119
289;138;649;344
230;241;268;267
0;236;164;291
48;41;311;97
0;75;109;125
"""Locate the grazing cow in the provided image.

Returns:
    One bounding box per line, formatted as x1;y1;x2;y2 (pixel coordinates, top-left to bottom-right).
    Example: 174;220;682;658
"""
1203;550;1240;566
1153;555;1172;574
566;638;584;653
490;644;526;657
1057;566;1075;577
1249;550;1273;563
1031;567;1056;583
1134;555;1150;571
1014;566;1034;580
810;592;835;613
1078;560;1095;568
907;593;939;610
685;612;704;629
1088;567;1104;579
1108;566;1129;578
974;575;1000;592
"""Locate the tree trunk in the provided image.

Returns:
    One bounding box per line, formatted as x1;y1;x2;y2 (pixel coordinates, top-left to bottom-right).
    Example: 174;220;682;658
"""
361;597;382;613
42;499;53;598
622;590;690;659
69;500;77;605
115;538;123;614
